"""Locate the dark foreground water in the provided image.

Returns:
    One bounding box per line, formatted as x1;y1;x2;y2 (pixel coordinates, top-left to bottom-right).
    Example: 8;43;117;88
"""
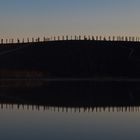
0;80;140;140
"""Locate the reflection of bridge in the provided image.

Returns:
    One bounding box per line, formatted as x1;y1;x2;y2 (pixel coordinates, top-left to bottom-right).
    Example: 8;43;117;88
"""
0;81;140;108
0;104;139;113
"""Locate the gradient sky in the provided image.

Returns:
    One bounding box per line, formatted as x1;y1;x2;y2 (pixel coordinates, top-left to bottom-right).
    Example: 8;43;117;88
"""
0;0;140;39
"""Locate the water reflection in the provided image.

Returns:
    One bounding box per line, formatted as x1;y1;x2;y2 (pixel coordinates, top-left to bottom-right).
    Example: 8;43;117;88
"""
0;80;140;140
0;104;140;113
0;80;140;107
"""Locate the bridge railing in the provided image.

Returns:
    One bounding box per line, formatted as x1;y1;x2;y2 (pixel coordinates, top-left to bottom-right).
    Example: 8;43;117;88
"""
0;36;140;44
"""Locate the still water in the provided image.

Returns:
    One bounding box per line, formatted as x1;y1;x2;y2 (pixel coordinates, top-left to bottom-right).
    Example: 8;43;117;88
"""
0;81;140;140
0;105;140;140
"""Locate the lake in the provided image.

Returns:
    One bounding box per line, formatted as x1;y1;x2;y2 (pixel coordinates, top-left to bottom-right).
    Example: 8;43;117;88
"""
0;80;140;140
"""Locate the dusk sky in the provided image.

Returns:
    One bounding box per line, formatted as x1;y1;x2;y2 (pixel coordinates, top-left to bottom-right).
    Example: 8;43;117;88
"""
0;0;140;39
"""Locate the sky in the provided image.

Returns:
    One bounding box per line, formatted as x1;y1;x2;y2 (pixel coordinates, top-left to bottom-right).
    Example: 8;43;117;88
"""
0;0;140;39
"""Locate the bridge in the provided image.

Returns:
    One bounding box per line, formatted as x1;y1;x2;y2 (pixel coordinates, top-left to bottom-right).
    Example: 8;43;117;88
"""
0;35;140;44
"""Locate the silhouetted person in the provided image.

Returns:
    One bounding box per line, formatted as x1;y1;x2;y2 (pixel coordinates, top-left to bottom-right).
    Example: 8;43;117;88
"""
96;36;98;40
27;38;29;43
38;37;40;42
17;38;20;43
11;38;14;44
92;36;95;40
84;36;87;40
6;39;8;44
125;36;128;41
54;36;56;41
62;36;64;40
112;36;115;41
108;36;111;41
66;35;68;40
129;37;131;41
103;37;106;41
88;36;91;40
43;37;46;42
58;36;60;41
1;39;3;44
79;35;81;40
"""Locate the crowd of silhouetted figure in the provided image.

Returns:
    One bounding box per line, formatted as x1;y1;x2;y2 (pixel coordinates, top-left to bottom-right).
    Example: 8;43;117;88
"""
1;35;140;44
0;103;140;113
